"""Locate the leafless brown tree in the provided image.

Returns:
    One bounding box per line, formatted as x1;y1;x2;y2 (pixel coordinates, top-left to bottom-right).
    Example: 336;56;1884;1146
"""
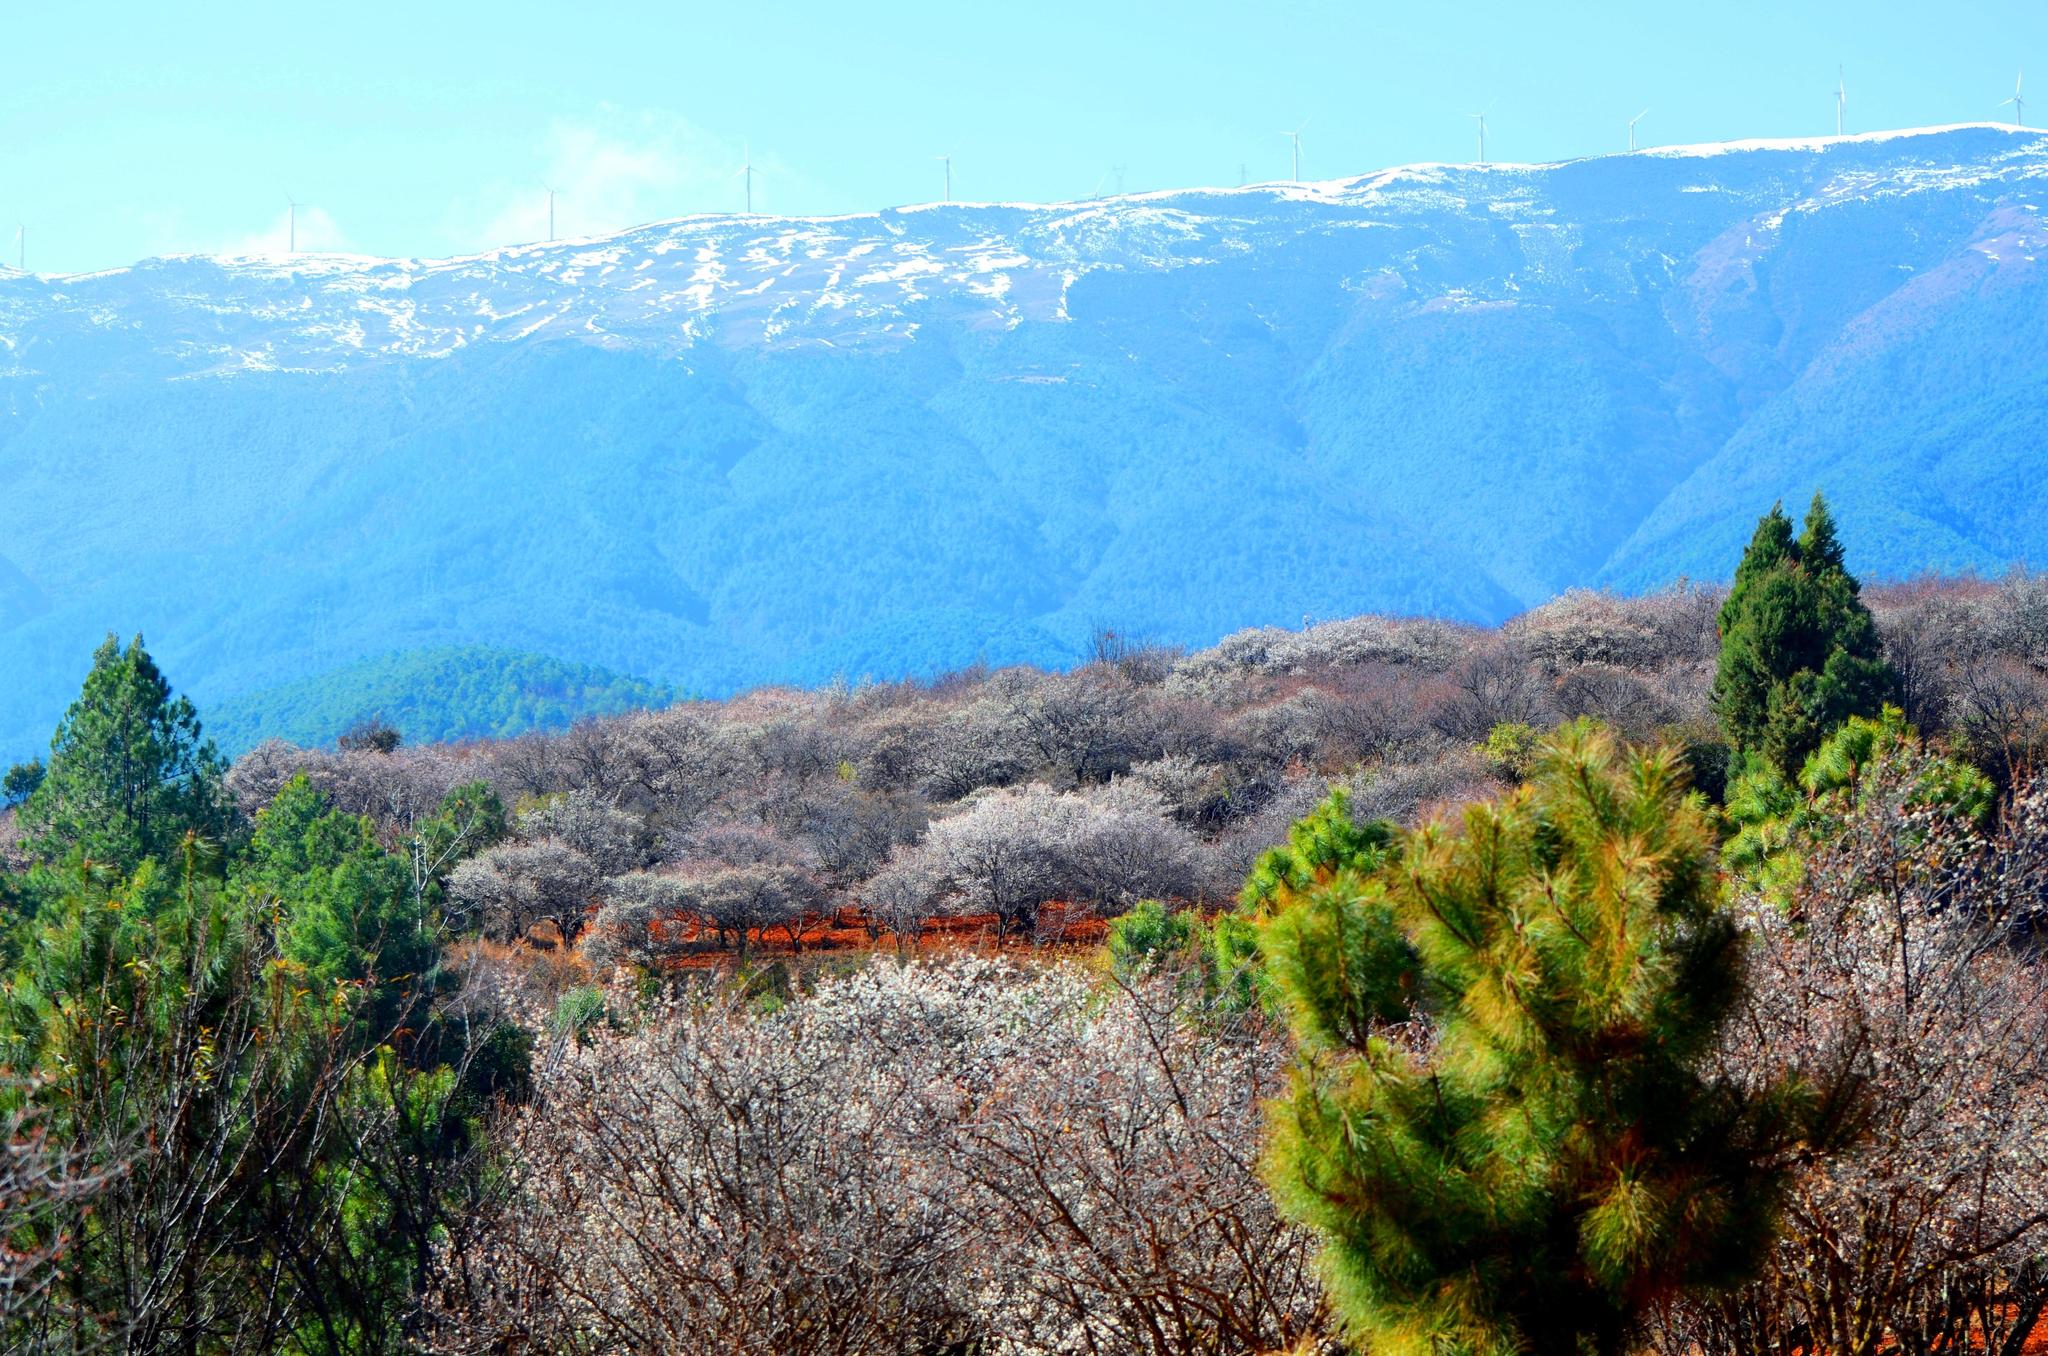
1660;761;2048;1356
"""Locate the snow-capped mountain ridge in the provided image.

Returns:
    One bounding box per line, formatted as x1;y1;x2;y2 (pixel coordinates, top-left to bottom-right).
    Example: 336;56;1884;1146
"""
2;122;2047;755
9;121;2040;279
5;123;2044;377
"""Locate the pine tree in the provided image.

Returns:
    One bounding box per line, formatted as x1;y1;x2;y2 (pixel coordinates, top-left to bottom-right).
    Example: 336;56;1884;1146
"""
1247;788;1415;1049
1260;722;1812;1356
237;774;436;1037
0;759;41;808
18;635;230;871
1721;704;1994;908
1712;494;1893;778
0;849;358;1348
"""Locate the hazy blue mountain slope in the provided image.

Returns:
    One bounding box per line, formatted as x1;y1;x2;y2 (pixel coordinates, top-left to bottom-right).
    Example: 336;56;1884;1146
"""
1605;199;2048;587
3;124;2047;757
0;556;44;632
1299;305;1693;605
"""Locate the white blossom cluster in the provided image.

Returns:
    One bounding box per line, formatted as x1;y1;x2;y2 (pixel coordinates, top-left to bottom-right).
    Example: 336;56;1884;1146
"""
431;958;1323;1355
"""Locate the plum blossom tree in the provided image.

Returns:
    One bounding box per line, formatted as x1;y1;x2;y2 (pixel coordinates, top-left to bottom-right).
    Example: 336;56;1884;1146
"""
432;960;1319;1356
447;840;602;943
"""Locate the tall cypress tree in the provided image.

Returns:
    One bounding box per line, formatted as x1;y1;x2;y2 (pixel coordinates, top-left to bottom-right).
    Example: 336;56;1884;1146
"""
18;634;231;871
1712;494;1892;779
1260;723;1813;1356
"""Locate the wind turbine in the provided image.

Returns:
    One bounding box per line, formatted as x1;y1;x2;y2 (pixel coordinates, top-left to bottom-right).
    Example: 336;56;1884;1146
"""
1835;66;1847;136
1470;108;1491;165
286;196;302;253
1113;162;1128;194
2001;71;2027;128
1238;162;1248;187
545;186;563;242
1281;120;1309;181
735;144;757;214
1628;107;1650;152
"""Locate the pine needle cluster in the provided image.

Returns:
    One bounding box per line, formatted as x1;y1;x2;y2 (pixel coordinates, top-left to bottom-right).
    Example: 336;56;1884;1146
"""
1262;722;1811;1356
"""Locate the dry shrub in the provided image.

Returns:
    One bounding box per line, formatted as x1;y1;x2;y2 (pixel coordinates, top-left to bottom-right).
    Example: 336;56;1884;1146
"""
1507;584;1723;673
915;700;1029;801
431;959;1320;1356
1552;662;1676;739
1177;615;1468;681
1508;587;1672;670
1952;658;2048;788
224;581;2046;976
1225;692;1338;773
1977;571;2048;667
0;809;26;875
999;670;1162;786
447;937;596;1021
1428;646;1557;742
1657;762;2048;1356
1313;662;1438;763
225;738;485;826
915;782;1202;940
1339;751;1501;828
1128;754;1256;829
447;840;602;943
1873;582;1987;730
944;966;1324;1354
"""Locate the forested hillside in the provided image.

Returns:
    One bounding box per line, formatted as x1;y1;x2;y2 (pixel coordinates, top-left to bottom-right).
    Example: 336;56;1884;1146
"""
202;646;680;756
4;124;2048;757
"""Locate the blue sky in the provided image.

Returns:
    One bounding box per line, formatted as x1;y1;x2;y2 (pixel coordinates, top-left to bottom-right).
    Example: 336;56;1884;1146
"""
2;0;2042;274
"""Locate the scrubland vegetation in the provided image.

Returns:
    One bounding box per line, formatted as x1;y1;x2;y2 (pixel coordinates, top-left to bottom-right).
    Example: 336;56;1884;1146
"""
4;496;2048;1353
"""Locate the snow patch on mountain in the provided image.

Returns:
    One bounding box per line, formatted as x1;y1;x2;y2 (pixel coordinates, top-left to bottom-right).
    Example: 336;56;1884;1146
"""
1;123;2035;381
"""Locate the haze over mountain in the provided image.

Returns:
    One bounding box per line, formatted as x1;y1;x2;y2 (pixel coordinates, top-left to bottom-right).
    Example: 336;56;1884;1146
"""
3;122;2046;756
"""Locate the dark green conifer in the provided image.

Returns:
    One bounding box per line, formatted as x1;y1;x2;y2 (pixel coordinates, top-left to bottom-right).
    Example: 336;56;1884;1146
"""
237;774;435;1036
1712;494;1893;778
0;759;41;808
18;635;230;870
